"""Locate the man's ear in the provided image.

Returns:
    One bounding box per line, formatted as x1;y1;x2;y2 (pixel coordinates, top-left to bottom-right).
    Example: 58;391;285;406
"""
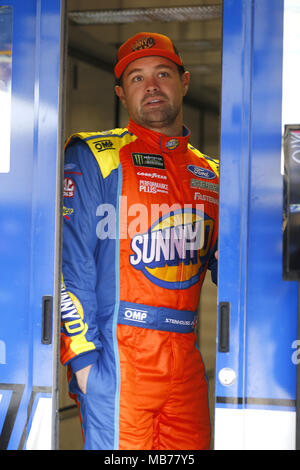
181;71;190;97
115;85;127;109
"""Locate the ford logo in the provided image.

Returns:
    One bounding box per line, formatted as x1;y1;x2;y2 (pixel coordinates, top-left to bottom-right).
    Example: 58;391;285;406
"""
187;165;216;180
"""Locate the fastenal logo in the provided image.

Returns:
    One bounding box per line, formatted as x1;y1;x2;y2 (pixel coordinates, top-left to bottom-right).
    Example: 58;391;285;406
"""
129;208;214;289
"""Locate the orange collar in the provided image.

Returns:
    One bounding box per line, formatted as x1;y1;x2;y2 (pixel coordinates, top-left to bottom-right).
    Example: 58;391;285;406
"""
128;119;190;154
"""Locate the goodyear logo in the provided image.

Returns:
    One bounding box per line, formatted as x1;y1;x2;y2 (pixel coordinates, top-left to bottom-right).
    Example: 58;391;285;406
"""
129;208;214;289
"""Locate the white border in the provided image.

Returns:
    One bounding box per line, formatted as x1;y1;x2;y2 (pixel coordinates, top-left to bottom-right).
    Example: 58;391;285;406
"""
214;408;296;450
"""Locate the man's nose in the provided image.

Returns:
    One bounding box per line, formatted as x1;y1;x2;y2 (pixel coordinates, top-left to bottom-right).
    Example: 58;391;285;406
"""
145;77;159;93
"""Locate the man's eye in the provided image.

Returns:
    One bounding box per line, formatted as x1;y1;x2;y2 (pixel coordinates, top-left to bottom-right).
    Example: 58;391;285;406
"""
158;71;169;78
132;75;143;82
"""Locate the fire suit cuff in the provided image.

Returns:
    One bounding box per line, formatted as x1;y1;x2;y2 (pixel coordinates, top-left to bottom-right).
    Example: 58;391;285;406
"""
69;350;99;373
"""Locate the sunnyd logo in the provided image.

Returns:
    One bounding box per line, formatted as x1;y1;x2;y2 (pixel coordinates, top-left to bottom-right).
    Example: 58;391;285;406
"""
129;208;214;289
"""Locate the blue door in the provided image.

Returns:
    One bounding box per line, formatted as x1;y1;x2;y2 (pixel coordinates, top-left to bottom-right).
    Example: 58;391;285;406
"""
0;0;64;450
215;0;299;449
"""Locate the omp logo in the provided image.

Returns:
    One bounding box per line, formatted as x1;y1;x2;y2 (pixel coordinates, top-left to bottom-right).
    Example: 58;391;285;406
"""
129;208;214;289
93;140;114;153
124;308;148;323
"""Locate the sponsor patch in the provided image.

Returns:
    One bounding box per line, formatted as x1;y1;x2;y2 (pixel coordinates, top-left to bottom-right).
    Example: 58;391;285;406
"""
194;192;219;205
118;301;197;332
137;171;167;180
123;307;148;324
129;208;214;289
139;180;168;194
64;177;75;198
190;178;219;193
132;36;155;51
165;316;197;328
187;164;216;180
63;206;74;220
166;138;179;150
92;139;115;153
61;283;87;336
132;153;165;169
64;163;78;171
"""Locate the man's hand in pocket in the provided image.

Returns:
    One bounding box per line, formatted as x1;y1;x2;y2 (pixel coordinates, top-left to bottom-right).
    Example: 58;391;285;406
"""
75;364;92;394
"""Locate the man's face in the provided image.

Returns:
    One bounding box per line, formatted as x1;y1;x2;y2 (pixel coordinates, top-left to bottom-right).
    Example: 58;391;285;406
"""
115;56;189;135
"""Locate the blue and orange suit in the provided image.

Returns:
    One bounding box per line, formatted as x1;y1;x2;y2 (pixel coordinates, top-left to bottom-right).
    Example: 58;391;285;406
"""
61;119;219;450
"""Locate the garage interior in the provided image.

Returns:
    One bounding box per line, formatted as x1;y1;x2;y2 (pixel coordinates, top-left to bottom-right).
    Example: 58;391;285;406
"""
59;0;222;450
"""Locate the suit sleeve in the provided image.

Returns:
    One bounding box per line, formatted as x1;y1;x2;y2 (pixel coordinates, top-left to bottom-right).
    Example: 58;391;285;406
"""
60;139;102;372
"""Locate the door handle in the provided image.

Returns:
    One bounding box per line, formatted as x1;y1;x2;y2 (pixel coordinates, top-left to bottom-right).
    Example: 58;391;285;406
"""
42;296;53;345
218;302;230;352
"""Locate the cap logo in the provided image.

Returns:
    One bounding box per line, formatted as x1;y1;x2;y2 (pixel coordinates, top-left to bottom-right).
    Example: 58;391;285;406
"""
132;37;155;52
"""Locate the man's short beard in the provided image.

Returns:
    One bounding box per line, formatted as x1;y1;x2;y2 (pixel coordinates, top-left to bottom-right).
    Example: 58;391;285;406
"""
138;103;180;130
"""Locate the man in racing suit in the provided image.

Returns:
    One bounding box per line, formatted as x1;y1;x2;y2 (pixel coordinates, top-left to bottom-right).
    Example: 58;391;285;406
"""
61;32;219;450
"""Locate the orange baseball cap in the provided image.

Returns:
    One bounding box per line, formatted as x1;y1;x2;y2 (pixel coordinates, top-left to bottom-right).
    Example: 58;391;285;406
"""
114;32;184;79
